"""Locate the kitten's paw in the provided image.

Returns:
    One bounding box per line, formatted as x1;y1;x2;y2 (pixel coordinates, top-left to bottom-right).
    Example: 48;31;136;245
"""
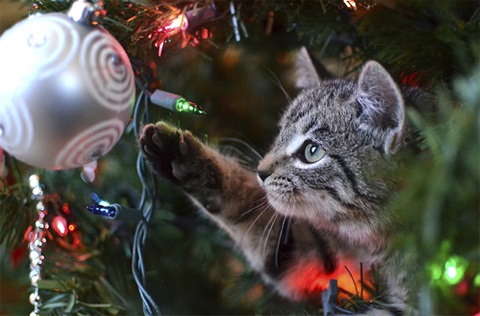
139;122;220;188
139;122;179;183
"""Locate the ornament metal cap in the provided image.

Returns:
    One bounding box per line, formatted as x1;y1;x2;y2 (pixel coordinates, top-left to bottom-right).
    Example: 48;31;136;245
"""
68;0;106;26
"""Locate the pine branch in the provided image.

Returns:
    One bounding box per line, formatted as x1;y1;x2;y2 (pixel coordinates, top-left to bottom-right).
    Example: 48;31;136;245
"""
388;63;480;314
0;158;34;248
26;0;225;57
20;0;479;85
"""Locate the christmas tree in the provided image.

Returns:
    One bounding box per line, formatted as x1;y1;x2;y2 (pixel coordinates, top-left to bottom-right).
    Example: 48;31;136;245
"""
0;0;478;315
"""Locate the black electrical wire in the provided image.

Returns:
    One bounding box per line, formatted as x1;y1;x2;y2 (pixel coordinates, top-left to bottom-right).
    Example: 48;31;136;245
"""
129;58;162;315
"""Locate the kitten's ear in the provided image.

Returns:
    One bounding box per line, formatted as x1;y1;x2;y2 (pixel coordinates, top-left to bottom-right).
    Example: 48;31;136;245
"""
294;47;322;89
356;61;405;155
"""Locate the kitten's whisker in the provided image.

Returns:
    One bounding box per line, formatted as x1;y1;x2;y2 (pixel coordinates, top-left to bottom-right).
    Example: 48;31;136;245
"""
241;206;270;245
259;211;276;244
219;137;263;161
220;145;253;166
240;195;270;217
240;202;263;217
262;212;279;257
260;63;293;104
275;216;288;268
284;217;293;243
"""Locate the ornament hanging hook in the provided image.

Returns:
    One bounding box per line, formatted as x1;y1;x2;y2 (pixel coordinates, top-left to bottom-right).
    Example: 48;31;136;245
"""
68;0;106;26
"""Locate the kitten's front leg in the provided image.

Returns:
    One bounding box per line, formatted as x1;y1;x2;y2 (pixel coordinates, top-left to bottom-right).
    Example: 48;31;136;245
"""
139;121;262;216
140;122;295;274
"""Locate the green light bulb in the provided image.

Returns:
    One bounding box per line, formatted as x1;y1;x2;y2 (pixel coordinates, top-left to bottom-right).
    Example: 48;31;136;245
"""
474;274;480;287
443;256;467;285
175;98;206;115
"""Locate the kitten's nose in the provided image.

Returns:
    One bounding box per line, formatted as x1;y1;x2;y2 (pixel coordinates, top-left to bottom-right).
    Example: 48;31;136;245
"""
257;170;271;182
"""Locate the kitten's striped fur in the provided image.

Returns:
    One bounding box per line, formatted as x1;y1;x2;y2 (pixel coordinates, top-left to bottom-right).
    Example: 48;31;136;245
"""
140;50;409;314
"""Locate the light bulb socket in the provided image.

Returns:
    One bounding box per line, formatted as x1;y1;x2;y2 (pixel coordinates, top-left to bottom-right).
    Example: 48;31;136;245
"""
185;3;217;31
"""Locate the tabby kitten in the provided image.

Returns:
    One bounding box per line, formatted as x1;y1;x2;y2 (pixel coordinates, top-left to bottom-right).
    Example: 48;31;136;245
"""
139;50;408;314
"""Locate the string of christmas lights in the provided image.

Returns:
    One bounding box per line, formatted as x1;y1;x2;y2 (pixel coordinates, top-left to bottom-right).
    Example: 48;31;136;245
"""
130;64;163;315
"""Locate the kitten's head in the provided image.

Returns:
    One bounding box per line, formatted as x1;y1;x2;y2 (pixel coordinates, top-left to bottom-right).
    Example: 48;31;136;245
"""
258;49;405;243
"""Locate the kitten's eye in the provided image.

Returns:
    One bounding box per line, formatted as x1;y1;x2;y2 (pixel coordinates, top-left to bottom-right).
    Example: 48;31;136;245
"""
301;141;325;163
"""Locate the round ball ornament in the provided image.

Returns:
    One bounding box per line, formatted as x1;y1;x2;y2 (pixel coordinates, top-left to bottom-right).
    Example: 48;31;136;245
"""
0;1;135;170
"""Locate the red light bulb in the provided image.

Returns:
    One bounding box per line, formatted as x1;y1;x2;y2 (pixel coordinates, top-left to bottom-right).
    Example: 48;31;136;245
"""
52;216;68;237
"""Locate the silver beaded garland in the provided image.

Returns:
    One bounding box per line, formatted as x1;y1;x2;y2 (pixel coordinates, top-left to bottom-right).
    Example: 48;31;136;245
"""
27;174;48;316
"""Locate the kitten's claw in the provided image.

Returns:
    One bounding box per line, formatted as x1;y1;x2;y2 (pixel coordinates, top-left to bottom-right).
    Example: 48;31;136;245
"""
179;138;189;156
